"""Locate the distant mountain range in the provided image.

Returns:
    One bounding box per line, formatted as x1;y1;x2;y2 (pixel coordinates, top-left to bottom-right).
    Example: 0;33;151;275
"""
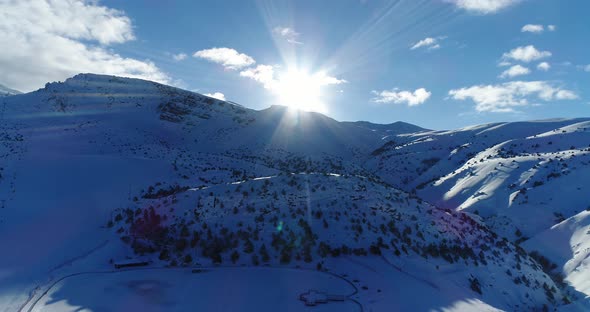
0;83;21;96
1;73;589;311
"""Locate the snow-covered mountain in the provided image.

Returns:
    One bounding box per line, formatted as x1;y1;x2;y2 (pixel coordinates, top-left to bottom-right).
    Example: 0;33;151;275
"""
1;73;588;311
366;118;590;309
0;83;21;96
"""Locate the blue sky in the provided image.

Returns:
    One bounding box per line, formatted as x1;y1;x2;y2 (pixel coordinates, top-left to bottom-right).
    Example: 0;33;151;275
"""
1;0;589;129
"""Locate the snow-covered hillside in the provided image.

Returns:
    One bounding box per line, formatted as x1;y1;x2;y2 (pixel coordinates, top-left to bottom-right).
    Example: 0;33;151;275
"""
523;211;590;310
366;118;590;309
1;73;588;311
0;83;21;96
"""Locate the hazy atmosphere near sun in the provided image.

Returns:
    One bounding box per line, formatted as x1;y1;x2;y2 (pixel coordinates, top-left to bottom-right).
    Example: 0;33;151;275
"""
1;0;589;129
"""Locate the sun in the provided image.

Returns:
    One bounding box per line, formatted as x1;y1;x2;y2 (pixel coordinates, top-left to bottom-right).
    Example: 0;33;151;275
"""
273;69;328;113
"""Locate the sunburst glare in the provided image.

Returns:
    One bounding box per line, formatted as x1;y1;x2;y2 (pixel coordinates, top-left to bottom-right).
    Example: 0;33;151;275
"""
271;67;346;113
274;69;324;113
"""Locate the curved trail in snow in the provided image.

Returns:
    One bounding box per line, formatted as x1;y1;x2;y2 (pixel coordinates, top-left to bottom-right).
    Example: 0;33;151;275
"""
17;240;109;312
25;265;364;312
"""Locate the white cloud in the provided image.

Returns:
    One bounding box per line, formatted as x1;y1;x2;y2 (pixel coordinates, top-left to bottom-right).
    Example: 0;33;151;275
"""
411;37;444;50
313;72;348;85
521;24;544;33
239;65;276;89
554;89;578;100
521;24;557;33
172;53;187;61
372;88;431;106
194;47;255;70
584;65;590;72
447;0;522;14
8;0;136;45
502;45;551;63
449;81;578;112
499;65;530;78
0;0;170;92
204;92;226;101
537;62;550;71
272;27;302;45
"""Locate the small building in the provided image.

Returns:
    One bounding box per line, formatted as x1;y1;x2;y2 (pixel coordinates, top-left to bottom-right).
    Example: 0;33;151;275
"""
299;290;347;306
113;260;149;269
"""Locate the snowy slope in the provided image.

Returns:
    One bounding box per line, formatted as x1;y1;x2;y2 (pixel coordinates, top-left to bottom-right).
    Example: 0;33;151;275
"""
119;172;565;310
367;119;590;238
0;73;586;311
366;118;590;309
523;211;590;310
0;83;21;96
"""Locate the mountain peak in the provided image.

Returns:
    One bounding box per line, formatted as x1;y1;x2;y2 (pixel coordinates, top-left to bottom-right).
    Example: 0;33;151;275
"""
346;120;429;135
